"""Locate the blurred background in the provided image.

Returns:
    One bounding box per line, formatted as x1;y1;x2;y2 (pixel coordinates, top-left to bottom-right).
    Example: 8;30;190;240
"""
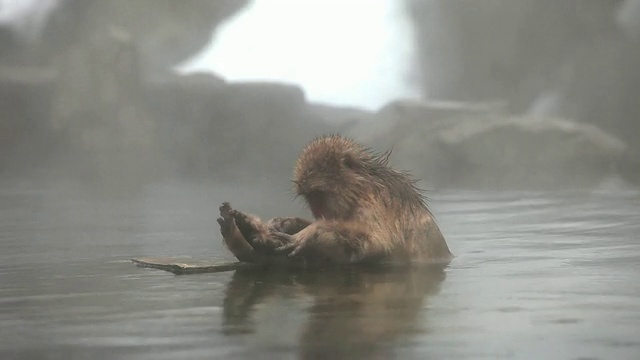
1;0;639;190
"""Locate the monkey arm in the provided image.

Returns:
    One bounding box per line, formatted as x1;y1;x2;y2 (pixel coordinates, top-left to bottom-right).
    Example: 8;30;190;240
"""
275;221;385;265
217;202;312;262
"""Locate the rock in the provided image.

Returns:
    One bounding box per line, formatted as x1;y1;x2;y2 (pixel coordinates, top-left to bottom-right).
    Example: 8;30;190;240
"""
45;26;163;186
305;102;372;126
38;0;250;71
1;0;249;181
50;27;152;148
405;0;626;109
0;26;20;63
405;0;640;183
144;72;228;175
617;0;640;40
344;100;510;189
0;64;56;173
346;99;506;145
145;76;342;181
435;117;627;189
405;0;537;103
544;34;640;164
620;151;640;186
346;100;628;190
201;81;344;181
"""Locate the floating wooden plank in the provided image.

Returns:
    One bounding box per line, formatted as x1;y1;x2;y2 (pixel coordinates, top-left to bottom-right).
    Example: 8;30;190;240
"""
131;257;256;275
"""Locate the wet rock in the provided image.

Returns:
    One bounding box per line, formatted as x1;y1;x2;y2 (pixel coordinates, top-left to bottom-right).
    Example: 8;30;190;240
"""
347;99;507;144
346;100;628;190
436;117;627;189
405;0;640;185
344;100;510;189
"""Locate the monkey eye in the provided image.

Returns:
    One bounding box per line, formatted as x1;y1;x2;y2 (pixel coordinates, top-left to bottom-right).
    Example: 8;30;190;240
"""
342;155;356;170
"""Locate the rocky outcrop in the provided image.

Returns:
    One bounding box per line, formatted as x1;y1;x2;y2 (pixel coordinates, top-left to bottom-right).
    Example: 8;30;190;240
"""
144;73;372;182
404;0;628;109
1;0;250;181
37;0;250;71
435;118;626;189
2;0;638;191
1;14;364;184
0;64;57;170
617;0;640;40
404;0;640;188
147;78;324;180
346;100;630;190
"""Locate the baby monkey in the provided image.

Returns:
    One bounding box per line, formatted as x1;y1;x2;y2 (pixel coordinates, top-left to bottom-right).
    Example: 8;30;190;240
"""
217;134;452;267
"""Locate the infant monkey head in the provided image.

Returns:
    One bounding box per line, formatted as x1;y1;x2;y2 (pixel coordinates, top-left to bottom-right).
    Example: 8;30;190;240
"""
293;134;422;221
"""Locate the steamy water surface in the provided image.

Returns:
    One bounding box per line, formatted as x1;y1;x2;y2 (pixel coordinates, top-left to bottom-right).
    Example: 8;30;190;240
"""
1;178;639;359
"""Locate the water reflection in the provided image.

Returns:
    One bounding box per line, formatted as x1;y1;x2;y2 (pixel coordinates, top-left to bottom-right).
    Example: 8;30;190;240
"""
222;265;447;359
